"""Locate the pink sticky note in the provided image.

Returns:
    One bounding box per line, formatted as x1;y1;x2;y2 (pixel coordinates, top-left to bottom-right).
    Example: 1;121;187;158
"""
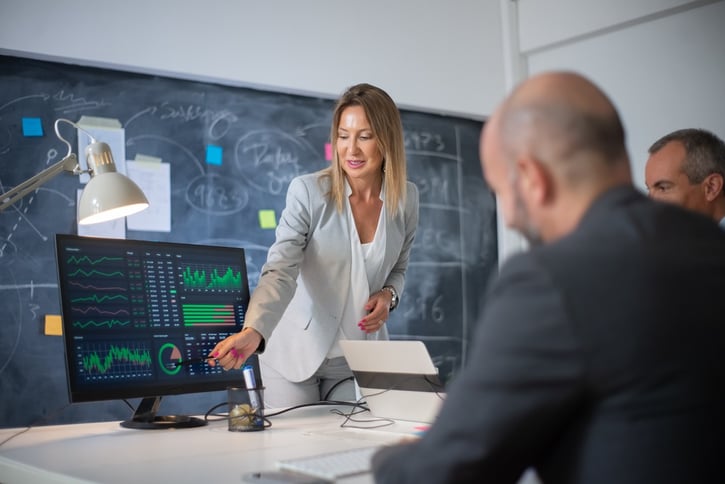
324;143;332;161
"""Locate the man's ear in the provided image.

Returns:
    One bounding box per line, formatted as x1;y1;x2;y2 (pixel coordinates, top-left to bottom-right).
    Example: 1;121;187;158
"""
516;156;552;204
702;173;724;201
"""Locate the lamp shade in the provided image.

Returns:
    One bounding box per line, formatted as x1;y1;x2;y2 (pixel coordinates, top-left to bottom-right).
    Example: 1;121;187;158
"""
77;140;149;225
0;122;151;224
78;172;149;225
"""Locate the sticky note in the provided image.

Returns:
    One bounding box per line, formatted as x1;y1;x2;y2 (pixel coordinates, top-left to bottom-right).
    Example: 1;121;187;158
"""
258;209;277;229
206;144;223;165
134;153;163;163
44;315;63;336
413;424;430;436
324;142;332;161
22;117;43;137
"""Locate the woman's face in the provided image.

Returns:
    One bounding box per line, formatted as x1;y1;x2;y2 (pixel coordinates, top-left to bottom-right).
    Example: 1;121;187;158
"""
336;105;384;183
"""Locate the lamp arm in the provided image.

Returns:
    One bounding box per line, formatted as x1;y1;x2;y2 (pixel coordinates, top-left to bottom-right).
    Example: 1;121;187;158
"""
0;154;80;212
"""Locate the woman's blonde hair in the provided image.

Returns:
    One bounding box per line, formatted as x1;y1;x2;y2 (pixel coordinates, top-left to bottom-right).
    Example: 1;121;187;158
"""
320;83;407;215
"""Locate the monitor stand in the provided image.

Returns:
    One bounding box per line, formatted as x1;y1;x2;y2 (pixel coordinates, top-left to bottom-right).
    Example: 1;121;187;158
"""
120;396;207;430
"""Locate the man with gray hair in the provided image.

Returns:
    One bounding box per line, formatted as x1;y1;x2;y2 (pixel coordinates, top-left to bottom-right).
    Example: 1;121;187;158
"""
645;128;725;227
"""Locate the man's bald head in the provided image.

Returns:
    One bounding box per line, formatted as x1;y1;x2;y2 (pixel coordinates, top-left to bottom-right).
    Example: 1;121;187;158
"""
499;72;630;185
481;72;633;243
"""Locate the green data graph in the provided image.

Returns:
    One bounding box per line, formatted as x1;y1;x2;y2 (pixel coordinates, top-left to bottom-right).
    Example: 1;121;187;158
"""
72;320;131;329
71;294;129;304
81;345;153;374
67;255;124;265
182;304;237;326
182;266;242;291
68;268;125;278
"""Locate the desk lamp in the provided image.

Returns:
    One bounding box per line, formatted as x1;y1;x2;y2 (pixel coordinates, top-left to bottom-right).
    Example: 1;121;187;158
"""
0;118;149;224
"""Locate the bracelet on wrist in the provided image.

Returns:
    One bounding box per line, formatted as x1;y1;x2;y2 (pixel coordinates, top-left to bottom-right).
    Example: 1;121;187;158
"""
381;285;399;311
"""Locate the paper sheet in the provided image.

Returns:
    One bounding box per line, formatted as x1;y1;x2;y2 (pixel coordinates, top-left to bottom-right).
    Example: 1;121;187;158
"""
126;157;171;232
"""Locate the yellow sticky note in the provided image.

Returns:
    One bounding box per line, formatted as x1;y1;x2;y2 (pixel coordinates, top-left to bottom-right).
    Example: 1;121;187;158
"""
44;315;63;336
258;209;277;229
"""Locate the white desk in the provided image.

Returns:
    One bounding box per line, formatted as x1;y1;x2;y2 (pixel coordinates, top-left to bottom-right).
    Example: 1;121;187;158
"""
0;406;422;484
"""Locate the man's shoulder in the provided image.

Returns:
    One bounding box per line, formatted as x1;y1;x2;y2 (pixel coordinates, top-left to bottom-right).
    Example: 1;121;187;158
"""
579;185;725;241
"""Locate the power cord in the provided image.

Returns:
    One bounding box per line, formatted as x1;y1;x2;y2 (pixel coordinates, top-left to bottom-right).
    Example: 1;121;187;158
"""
203;399;369;426
0;403;72;448
330;375;446;430
330;393;395;429
263;400;367;418
322;376;354;401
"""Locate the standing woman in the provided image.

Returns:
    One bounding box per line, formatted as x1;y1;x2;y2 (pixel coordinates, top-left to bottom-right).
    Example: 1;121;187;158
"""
210;83;419;407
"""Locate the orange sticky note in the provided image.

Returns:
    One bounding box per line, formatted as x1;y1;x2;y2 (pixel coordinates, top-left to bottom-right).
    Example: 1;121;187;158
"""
44;314;63;336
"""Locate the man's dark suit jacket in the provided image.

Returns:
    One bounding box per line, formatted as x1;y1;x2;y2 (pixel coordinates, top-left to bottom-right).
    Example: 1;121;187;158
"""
372;186;725;484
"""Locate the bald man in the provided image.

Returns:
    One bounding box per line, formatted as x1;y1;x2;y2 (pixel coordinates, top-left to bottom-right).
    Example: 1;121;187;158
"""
645;128;725;228
371;72;725;484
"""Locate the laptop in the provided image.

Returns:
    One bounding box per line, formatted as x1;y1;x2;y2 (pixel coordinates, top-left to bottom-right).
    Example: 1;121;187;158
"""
339;340;445;423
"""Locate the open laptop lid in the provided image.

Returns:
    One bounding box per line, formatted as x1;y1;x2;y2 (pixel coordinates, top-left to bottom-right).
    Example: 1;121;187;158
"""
339;340;445;424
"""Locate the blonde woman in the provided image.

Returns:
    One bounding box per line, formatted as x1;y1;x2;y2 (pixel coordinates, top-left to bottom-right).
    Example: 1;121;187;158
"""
210;83;419;407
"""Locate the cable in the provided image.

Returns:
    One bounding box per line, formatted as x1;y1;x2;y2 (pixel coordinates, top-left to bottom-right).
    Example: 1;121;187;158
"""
121;399;136;411
204;402;229;423
322;376;354;401
262;400;367;418
423;375;446;400
0;403;71;448
0;426;31;447
203;399;368;423
331;376;445;429
330;394;395;430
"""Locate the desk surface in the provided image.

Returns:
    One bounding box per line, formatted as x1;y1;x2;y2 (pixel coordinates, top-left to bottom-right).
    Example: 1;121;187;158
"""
0;405;422;484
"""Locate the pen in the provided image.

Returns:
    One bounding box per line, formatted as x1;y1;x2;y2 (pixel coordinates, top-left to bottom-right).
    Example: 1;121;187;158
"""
172;355;215;367
242;364;257;388
242;364;262;410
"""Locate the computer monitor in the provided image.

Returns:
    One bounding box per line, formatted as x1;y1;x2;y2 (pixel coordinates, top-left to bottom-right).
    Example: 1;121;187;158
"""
54;234;252;430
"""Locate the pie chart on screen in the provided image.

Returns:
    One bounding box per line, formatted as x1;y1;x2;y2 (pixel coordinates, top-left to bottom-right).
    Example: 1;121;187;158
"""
158;342;183;375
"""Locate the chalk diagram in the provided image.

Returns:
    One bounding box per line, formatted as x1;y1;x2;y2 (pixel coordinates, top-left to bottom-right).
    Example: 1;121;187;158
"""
0;91;100;377
234;129;325;197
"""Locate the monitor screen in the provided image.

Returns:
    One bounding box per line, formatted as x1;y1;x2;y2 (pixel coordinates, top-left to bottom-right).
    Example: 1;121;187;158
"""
54;234;252;429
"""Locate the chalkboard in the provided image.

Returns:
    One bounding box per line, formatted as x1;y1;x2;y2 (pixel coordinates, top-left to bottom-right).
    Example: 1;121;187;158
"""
0;55;497;427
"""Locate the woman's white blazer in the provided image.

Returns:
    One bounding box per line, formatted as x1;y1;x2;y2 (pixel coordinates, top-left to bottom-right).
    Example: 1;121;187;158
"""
245;172;419;382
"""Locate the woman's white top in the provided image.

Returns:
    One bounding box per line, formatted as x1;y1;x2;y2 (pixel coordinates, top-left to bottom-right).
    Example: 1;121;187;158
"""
327;180;388;358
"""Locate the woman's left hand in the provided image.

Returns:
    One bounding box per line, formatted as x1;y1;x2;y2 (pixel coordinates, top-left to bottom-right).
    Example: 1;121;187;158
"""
358;290;392;333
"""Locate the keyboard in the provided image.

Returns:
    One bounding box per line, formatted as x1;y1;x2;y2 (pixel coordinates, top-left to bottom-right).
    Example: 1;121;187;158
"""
275;446;381;481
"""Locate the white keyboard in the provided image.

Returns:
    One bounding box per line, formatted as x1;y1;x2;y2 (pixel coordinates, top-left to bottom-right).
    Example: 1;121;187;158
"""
275;446;381;481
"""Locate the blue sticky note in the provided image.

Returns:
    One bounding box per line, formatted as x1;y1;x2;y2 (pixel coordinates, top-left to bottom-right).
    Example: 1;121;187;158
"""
22;117;43;137
206;144;223;165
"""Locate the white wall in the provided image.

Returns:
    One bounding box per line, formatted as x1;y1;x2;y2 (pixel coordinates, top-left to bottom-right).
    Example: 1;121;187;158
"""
0;0;504;119
519;0;725;190
518;0;704;52
495;0;725;260
2;0;724;261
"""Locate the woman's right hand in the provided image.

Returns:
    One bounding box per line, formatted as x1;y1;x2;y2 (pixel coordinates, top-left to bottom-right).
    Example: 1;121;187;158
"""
208;327;263;370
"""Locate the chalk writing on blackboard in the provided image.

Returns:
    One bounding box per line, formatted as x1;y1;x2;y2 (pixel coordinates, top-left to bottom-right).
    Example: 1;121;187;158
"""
0;55;496;428
186;174;250;215
235;130;322;195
